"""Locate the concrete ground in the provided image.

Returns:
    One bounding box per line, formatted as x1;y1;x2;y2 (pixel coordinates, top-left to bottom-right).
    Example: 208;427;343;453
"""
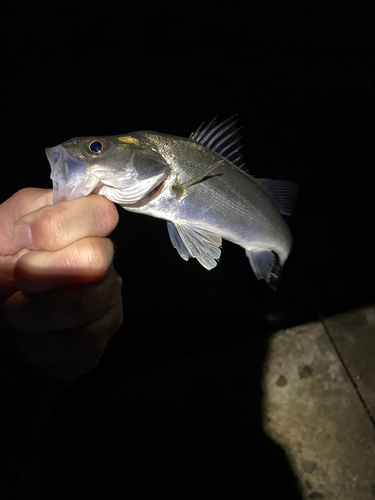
263;304;375;499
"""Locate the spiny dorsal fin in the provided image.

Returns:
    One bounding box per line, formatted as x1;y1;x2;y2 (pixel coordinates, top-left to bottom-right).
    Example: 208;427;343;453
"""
190;116;245;169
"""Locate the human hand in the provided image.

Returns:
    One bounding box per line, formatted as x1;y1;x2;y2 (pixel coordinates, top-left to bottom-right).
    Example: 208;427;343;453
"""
0;188;123;382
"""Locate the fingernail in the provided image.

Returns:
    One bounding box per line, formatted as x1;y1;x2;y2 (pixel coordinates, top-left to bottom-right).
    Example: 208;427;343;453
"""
14;224;33;248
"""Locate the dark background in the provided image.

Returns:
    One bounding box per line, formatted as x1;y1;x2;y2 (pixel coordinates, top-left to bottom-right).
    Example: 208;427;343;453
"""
1;1;375;498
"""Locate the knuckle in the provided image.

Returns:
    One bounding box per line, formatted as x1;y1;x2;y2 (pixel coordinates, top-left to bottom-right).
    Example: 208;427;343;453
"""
36;205;66;250
74;238;113;275
93;197;119;234
15;187;35;199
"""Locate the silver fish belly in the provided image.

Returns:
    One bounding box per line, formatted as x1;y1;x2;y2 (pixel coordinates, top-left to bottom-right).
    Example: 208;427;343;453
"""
46;117;298;282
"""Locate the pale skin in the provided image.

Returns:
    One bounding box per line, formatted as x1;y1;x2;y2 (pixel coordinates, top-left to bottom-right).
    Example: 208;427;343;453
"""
0;188;123;382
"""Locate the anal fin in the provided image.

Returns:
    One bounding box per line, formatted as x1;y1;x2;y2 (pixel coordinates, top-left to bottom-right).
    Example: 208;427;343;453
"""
245;249;277;283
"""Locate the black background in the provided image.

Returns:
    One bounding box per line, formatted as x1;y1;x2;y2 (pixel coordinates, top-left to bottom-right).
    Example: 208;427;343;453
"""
2;2;375;498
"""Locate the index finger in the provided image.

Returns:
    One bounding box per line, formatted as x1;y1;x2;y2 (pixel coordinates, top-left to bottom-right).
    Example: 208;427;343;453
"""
13;194;119;252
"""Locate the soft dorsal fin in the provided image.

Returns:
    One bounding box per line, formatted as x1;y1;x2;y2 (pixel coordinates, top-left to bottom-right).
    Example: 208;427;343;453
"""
256;179;299;216
190;116;245;170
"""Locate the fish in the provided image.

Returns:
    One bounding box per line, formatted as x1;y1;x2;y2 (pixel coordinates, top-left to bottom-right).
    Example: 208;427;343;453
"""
46;117;298;282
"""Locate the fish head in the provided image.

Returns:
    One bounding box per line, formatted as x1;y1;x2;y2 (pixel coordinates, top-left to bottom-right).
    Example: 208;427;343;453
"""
46;135;169;205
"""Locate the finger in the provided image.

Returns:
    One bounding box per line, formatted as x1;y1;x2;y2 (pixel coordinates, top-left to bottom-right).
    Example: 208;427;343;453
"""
5;264;123;333
0;249;28;304
13;193;119;252
0;188;53;255
13;237;114;294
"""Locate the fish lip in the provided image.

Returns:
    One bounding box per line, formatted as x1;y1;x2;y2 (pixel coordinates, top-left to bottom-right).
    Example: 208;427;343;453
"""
46;145;66;186
46;145;62;174
46;145;89;203
46;145;88;180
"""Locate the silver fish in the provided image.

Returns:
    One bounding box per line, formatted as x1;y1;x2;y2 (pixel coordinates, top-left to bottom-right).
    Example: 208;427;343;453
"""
46;117;298;282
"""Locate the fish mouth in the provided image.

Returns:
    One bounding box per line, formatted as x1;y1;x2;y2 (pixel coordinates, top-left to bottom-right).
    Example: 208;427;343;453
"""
46;145;88;178
46;145;90;203
46;146;62;169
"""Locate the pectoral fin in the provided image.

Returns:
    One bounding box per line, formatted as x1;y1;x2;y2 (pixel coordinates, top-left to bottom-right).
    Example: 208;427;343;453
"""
172;160;223;198
167;222;222;270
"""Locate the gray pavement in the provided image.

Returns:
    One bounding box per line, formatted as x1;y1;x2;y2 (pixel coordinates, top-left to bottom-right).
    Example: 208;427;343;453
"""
263;305;375;499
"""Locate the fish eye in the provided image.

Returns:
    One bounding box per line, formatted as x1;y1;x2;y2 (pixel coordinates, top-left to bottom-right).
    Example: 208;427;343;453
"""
89;141;103;153
84;138;109;156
